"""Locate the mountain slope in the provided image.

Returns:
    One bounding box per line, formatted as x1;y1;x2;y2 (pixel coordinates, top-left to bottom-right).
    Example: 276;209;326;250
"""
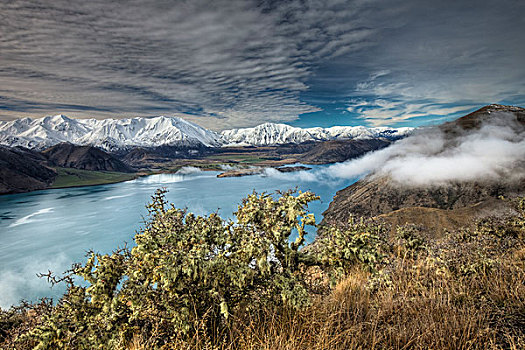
43;143;134;173
298;139;391;164
321;104;525;234
322;176;524;227
0;146;57;194
444;104;525;131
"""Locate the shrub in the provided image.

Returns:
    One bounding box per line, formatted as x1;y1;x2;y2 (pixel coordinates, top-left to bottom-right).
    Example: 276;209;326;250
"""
21;189;321;348
9;192;524;349
395;224;427;258
316;216;385;284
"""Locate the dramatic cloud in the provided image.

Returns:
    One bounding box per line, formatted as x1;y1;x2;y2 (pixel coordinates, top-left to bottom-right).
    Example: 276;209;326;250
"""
323;112;525;186
0;0;524;129
0;0;381;128
344;0;525;127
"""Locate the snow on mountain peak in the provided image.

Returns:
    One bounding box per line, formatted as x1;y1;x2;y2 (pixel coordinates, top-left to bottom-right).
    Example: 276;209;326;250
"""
0;115;221;151
0;115;412;151
220;123;412;147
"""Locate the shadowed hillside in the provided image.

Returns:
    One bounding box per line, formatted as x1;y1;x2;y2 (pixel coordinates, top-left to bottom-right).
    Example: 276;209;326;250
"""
43;143;134;173
0;146;57;194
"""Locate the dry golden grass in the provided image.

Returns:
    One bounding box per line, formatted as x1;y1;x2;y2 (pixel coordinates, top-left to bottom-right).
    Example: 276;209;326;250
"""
128;251;525;350
176;215;523;350
3;211;524;350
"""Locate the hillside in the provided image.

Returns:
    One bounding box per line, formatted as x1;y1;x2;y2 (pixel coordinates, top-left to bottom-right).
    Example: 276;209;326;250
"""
0;146;57;194
322;176;524;234
0;144;137;194
321;104;525;234
43;143;134;173
443;104;525;131
298;138;391;164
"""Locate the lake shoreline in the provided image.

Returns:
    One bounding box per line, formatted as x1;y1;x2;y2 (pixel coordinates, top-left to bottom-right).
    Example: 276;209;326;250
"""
1;163;315;196
0;164;340;307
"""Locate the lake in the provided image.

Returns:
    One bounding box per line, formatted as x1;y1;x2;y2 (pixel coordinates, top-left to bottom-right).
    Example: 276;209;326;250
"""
0;165;355;308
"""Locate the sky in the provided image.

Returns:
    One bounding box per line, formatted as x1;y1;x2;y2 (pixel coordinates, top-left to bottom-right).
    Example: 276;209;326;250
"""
0;0;524;130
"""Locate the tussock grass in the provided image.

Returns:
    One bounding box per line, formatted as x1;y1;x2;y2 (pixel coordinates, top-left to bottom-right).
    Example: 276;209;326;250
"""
2;198;524;349
128;223;525;350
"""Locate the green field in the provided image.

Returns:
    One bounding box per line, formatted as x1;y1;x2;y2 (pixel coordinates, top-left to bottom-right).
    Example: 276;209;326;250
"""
204;154;268;164
50;168;137;188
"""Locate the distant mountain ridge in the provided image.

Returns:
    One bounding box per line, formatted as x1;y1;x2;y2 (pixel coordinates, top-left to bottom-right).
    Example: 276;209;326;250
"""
220;123;412;147
0;115;412;151
0;146;57;194
0;115;221;151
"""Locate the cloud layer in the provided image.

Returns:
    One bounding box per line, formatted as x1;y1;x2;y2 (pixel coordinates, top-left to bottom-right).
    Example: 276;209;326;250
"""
0;0;380;128
262;111;525;188
0;0;524;129
324;112;525;186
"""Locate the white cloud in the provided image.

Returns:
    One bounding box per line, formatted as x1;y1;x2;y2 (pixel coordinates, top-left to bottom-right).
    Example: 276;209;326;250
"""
323;112;525;186
0;254;70;309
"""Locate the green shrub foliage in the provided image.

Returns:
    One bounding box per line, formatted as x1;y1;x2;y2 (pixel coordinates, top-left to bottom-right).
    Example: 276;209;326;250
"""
23;189;325;348
6;193;524;349
316;216;384;281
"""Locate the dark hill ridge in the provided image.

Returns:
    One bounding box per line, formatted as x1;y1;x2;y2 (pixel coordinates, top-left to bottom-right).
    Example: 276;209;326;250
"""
322;176;524;234
0;146;57;194
298;138;391;164
321;104;525;235
43;143;134;173
446;104;525;130
0;143;136;194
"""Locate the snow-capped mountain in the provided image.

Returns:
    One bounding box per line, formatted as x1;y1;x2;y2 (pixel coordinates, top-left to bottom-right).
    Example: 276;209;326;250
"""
220;123;413;146
0;115;412;151
0;115;221;151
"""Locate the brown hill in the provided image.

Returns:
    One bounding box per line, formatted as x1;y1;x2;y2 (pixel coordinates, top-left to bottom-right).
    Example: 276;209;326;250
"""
376;198;519;237
0;146;57;194
298;139;391;164
322;176;524;223
43;143;134;173
444;104;525;131
321;104;525;235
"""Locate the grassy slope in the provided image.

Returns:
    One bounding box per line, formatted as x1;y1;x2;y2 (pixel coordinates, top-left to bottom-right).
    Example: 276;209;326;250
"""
2;199;524;349
203;154;270;164
50;167;137;188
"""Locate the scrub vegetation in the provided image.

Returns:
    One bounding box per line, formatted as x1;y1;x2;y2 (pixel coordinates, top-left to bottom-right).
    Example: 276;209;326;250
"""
1;191;524;349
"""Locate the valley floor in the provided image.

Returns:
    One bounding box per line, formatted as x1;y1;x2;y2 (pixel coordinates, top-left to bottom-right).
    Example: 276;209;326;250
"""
49;167;139;189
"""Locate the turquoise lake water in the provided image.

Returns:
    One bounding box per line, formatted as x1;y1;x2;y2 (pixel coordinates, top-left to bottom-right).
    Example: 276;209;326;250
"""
0;165;355;308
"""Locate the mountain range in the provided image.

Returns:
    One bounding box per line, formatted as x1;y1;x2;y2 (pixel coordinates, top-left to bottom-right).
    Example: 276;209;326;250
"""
0;115;412;151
